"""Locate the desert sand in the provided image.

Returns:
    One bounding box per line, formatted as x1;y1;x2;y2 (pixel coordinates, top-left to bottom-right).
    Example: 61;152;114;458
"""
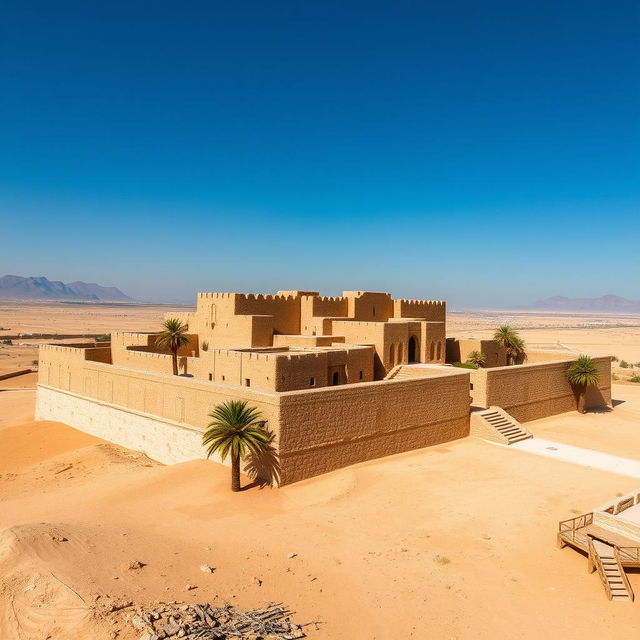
3;381;640;639
3;304;640;639
0;302;186;375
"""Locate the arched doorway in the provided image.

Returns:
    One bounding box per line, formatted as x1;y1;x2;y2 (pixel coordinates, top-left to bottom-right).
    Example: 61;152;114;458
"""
408;336;418;363
332;371;340;385
429;342;435;361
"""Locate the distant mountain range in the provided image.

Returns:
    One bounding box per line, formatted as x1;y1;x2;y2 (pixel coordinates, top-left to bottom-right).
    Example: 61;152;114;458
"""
0;275;134;302
530;295;640;313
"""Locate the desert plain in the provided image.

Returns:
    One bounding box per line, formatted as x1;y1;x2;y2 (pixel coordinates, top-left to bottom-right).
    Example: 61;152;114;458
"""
2;302;640;639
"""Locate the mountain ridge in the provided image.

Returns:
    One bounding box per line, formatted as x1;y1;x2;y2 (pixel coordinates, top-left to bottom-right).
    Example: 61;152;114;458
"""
0;275;134;302
530;294;640;313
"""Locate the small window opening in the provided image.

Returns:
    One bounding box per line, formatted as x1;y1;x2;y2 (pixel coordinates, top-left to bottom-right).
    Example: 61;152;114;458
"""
309;377;315;387
208;373;212;381
359;370;363;380
470;383;474;390
373;306;376;317
222;375;225;381
245;378;251;387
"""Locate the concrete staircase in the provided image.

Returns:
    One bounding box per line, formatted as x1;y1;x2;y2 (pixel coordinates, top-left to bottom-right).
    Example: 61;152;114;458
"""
471;407;532;445
590;539;634;601
384;365;402;380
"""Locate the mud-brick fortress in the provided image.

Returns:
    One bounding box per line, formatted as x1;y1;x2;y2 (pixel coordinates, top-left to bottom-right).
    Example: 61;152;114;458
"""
36;290;612;485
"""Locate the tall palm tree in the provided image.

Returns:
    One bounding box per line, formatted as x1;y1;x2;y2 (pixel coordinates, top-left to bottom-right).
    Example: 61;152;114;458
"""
565;355;600;413
493;325;526;365
466;350;486;368
155;318;190;375
203;400;271;492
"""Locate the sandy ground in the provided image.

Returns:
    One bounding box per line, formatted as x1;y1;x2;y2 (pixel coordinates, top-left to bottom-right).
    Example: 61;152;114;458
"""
526;385;640;458
0;302;188;376
0;302;189;336
449;309;640;381
3;382;640;639
2;305;640;639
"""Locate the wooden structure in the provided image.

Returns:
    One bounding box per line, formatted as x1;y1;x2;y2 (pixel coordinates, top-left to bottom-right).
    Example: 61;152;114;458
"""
558;493;640;601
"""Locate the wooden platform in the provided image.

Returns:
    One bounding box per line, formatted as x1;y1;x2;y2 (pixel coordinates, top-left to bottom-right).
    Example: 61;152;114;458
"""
558;512;640;601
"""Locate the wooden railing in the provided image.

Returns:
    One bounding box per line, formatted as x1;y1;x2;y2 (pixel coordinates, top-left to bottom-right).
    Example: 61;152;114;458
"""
600;491;640;515
617;546;640;564
588;537;613;601
559;512;593;533
614;547;635;601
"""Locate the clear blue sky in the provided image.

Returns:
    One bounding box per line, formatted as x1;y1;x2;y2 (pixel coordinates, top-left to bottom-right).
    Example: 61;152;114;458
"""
1;1;638;306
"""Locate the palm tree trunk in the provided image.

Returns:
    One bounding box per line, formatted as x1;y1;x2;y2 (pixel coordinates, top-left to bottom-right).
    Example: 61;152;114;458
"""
172;348;178;376
231;453;241;492
577;385;587;413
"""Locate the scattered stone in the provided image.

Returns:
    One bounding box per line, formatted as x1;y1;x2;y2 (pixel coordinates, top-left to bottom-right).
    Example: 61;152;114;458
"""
24;584;36;591
163;619;180;636
199;564;215;573
287;552;297;559
126;560;145;571
185;584;197;591
130;614;147;630
253;576;262;587
51;534;68;542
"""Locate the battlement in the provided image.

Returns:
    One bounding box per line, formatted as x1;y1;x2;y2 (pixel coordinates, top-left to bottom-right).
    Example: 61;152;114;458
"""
308;295;346;303
343;291;391;297
40;344;87;357
197;292;237;300
394;298;446;321
395;298;445;306
237;293;298;302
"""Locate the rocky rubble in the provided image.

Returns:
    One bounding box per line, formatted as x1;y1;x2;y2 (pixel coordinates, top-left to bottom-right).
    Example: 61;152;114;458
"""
126;600;320;639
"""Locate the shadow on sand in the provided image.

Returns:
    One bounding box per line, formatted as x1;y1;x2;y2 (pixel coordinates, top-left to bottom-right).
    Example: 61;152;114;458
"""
242;428;280;489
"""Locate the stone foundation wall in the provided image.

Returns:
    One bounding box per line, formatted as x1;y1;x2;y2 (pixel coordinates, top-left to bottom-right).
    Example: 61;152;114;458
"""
36;385;215;466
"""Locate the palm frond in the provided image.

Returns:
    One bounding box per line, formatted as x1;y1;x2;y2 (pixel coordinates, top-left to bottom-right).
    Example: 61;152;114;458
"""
202;400;270;463
155;318;190;351
566;355;600;387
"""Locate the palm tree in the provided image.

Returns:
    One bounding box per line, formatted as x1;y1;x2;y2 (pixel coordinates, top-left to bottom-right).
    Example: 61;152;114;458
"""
466;350;486;368
493;325;526;365
510;335;527;364
565;355;600;413
203;400;271;492
155;318;190;375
